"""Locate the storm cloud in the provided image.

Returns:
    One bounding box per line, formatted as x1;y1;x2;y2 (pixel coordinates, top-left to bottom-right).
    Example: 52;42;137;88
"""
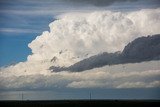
61;0;160;7
62;0;136;6
1;8;160;90
50;34;160;72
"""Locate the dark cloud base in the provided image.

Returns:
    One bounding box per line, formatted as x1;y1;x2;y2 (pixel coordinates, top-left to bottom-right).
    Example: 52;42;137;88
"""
62;0;160;7
63;0;136;6
50;34;160;72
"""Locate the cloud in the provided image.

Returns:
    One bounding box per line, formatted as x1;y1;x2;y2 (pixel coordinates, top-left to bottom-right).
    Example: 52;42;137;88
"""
122;34;160;61
0;8;160;90
28;8;160;67
61;0;160;7
50;34;160;72
1;0;159;16
0;28;41;33
62;0;136;6
116;81;160;88
0;61;160;90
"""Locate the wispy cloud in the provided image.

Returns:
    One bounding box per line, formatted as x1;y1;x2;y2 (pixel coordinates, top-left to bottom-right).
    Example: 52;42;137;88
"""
0;9;81;16
0;28;41;33
0;0;159;16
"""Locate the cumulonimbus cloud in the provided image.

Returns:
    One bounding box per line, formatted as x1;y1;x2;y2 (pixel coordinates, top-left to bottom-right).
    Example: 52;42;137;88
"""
49;34;160;72
0;8;160;89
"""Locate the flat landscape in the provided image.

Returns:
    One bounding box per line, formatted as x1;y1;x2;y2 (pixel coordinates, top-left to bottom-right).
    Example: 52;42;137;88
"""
0;100;160;107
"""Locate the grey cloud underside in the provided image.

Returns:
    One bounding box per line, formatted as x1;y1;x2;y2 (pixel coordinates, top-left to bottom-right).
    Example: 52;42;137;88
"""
50;34;160;72
62;0;137;6
61;0;160;7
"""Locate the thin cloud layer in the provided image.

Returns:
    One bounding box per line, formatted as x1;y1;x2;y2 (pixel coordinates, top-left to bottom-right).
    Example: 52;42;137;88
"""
62;0;135;6
61;0;160;7
0;61;160;90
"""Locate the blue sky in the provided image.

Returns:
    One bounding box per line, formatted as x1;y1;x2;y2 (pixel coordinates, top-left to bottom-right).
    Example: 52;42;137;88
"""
0;12;54;66
0;0;159;67
0;1;55;66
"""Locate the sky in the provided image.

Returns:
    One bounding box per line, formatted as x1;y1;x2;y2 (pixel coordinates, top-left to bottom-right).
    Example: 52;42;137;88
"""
0;0;160;66
0;0;160;100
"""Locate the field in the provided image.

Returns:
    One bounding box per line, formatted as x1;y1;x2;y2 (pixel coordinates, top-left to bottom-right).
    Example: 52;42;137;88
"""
0;100;160;107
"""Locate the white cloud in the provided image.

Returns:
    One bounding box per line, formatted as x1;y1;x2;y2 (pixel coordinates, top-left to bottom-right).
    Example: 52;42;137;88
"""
0;61;160;89
0;8;160;90
116;81;160;88
27;8;160;66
